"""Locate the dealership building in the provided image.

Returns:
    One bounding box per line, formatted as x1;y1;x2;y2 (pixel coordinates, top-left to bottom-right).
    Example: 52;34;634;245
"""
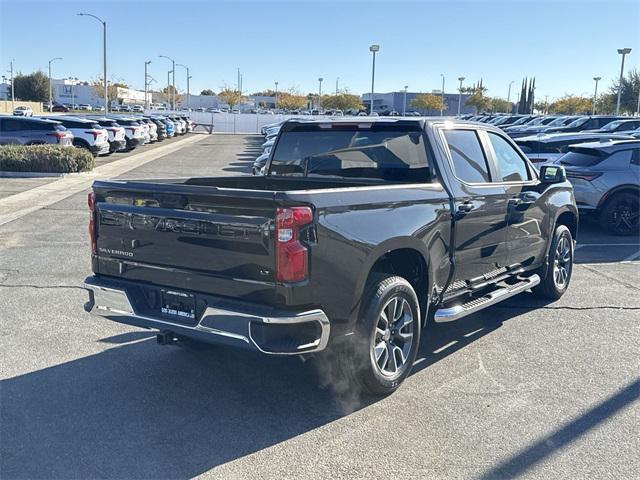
362;91;474;115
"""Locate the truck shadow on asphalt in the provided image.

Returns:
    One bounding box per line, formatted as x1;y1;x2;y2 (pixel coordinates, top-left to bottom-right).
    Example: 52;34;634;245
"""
223;136;264;174
0;295;627;478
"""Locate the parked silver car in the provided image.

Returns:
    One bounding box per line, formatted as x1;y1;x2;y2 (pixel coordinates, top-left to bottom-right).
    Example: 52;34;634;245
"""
0;117;73;146
558;139;640;235
515;132;634;166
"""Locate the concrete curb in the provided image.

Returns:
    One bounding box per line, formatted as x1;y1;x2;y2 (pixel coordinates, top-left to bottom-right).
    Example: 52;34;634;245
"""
0;134;205;227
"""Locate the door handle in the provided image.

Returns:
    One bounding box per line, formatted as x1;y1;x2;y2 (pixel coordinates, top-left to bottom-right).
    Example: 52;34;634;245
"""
457;201;474;213
510;192;539;206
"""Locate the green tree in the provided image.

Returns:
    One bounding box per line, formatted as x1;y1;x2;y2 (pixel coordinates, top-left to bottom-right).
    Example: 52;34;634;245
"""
595;93;615;114
251;89;276;97
160;85;182;105
276;91;307;110
534;101;549;114
200;89;216;96
217;88;244;109
608;68;640;114
548;95;592;114
490;97;513;113
13;71;49;102
465;93;491;113
321;92;363;111
411;93;446;112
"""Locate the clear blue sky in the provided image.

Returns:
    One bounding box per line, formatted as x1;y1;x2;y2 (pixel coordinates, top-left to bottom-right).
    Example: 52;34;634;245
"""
1;0;638;100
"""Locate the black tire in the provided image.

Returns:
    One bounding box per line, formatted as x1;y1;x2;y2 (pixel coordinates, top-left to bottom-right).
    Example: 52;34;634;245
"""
533;224;573;299
599;192;639;236
73;140;96;157
337;274;421;396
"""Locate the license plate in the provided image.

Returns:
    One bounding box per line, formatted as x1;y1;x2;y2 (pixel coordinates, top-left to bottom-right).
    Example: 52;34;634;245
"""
160;289;196;320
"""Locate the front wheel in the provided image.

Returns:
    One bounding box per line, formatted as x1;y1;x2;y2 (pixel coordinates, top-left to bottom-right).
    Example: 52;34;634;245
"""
533;224;574;299
339;274;421;396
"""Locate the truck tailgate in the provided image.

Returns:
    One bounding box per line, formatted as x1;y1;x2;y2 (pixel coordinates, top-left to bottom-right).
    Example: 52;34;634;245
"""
92;181;279;302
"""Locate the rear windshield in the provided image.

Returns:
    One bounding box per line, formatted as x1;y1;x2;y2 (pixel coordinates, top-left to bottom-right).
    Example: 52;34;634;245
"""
269;124;430;182
565;117;589;128
559;151;604;167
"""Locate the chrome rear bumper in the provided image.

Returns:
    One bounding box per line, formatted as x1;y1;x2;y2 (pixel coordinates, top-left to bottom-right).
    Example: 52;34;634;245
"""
84;276;330;355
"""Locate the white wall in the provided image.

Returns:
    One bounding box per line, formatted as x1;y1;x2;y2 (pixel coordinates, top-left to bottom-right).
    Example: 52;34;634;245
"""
149;110;332;134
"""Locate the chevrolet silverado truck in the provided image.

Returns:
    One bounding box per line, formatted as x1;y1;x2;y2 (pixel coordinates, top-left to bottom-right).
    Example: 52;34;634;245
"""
84;118;578;395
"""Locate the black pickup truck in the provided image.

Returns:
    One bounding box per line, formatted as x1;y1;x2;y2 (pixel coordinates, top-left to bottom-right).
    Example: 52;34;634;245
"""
84;118;578;394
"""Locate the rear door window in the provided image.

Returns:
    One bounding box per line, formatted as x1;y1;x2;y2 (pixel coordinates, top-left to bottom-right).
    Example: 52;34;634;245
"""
487;132;530;182
443;129;491;183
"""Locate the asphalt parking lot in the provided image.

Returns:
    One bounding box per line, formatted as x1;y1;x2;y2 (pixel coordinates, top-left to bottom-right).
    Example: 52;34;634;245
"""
0;134;638;479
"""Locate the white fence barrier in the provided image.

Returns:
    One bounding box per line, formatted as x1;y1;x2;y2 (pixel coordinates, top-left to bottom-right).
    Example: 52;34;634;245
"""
146;110;334;134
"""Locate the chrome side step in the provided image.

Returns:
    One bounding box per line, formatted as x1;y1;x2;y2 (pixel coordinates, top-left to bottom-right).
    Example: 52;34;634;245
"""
434;274;540;323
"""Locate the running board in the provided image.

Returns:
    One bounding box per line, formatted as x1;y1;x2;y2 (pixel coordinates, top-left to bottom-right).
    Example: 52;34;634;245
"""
434;274;540;323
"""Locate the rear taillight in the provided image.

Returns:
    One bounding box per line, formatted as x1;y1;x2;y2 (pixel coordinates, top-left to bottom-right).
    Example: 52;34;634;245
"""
566;172;602;181
275;206;313;283
88;192;97;254
85;130;103;140
47;131;67;143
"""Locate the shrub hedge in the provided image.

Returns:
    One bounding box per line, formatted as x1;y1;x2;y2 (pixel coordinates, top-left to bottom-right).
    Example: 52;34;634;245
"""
0;145;95;173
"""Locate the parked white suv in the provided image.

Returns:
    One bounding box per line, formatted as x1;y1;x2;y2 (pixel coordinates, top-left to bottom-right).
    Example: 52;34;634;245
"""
13;106;33;117
47;116;110;156
108;116;146;150
88;117;127;153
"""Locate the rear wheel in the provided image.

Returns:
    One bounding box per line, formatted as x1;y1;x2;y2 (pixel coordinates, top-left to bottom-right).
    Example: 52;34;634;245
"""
73;140;96;157
533;224;573;299
338;274;421;396
599;192;639;236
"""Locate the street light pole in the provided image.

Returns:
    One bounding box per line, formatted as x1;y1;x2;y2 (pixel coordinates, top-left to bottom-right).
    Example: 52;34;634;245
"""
166;70;172;107
507;80;515;105
77;13;107;112
78;13;109;114
159;55;176;110
592;76;601;115
336;77;339;95
403;85;408;116
318;77;323;110
369;44;379;115
440;74;445;116
274;81;278;111
48;57;62;112
616;48;632;115
177;64;190;110
457;76;465;115
9;59;15;111
144;61;151;111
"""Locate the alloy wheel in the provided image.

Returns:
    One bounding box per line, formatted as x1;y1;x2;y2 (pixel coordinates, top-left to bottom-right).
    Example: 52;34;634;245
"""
610;199;639;235
553;234;572;289
372;296;414;377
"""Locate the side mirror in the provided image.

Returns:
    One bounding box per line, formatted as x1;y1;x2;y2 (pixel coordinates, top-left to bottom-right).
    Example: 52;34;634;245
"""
539;164;566;184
